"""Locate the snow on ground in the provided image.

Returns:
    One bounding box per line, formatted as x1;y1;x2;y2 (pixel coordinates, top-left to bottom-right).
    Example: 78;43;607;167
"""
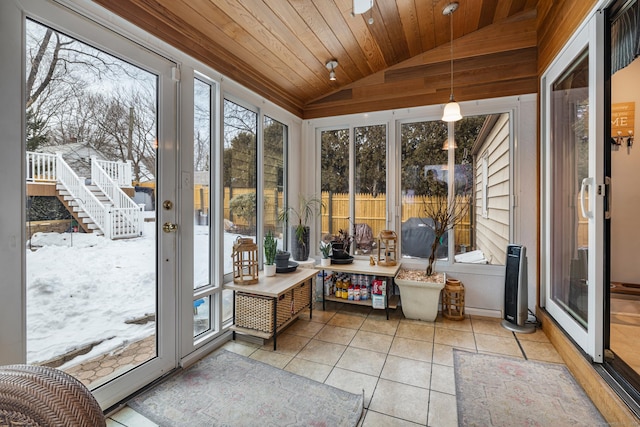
26;220;254;368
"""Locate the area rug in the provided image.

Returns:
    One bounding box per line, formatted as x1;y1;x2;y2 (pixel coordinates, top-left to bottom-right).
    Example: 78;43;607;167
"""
128;349;363;427
454;350;606;427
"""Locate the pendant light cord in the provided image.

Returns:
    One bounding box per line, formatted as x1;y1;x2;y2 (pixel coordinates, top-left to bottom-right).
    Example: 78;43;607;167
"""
449;9;454;101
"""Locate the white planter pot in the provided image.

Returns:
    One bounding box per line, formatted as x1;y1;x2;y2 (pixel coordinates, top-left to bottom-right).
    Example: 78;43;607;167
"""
320;257;331;267
264;264;276;277
395;273;446;322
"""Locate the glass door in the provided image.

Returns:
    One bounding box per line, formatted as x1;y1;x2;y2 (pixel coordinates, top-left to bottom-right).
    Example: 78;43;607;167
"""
542;15;605;361
24;12;177;409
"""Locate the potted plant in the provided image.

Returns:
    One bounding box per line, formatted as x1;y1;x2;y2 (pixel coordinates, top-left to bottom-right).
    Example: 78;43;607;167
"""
330;227;353;260
275;249;291;269
319;241;332;267
264;230;277;276
278;195;324;262
395;187;471;321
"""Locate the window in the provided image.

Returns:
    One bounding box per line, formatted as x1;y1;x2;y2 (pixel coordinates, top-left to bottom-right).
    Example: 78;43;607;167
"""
354;125;386;254
320;128;350;239
399;114;510;265
263;116;286;251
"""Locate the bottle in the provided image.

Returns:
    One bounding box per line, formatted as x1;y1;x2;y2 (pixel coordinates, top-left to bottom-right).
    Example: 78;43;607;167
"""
335;276;342;298
354;285;361;301
348;284;354;300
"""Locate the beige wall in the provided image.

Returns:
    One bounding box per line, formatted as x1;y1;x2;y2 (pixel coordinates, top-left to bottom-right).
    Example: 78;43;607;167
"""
611;57;640;284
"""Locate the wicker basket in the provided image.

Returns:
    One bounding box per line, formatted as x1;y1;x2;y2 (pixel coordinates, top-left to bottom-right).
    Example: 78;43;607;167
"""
235;291;293;334
293;281;311;314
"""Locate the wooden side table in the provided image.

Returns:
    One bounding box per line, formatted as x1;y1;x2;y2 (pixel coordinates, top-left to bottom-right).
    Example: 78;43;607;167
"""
442;278;465;320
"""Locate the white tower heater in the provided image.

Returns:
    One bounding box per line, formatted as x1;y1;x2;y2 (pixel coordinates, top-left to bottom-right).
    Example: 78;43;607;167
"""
501;244;534;333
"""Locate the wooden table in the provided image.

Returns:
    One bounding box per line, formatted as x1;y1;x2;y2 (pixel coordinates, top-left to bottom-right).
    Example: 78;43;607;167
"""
224;268;316;350
317;259;401;319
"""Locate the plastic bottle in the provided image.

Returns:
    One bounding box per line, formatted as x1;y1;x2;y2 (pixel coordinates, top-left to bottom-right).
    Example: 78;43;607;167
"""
354;284;361;301
348;284;354;300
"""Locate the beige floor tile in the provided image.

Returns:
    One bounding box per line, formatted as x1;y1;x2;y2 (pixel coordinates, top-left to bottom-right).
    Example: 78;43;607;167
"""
471;317;514;337
432;343;458;367
284;357;334;383
339;304;373;317
296;339;346;365
315;324;358;345
249;349;293;368
350;330;394;353
368;379;430;425
220;340;259;357
475;333;523;358
519;340;564;364
428;390;458;427
310;308;337;324
360;316;399;336
325;367;379;407
362;410;422;426
396;321;435;341
435;315;473;332
111;407;158;427
515;327;549;342
337;346;387;376
328;312;367;329
260;333;310;356
389;336;433;363
380;354;431;388
284;318;325;337
430;363;456;395
434;327;476;350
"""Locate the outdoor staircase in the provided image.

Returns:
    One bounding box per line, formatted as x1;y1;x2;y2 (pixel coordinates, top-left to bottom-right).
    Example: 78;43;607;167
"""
27;151;144;239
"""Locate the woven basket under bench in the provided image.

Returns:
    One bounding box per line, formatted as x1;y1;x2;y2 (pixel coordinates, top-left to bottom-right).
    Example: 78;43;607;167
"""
235;281;311;334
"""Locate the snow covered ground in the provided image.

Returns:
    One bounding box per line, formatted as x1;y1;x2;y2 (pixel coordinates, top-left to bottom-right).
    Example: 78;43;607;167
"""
26;220;255;368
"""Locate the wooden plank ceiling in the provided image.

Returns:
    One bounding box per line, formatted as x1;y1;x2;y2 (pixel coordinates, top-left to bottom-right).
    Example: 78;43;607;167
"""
94;0;539;119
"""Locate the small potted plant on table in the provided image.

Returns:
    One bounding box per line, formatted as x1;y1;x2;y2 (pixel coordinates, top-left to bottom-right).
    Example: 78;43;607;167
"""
319;241;332;267
264;230;277;277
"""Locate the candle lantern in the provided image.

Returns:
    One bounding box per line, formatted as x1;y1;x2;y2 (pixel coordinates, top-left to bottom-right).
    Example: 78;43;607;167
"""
232;237;259;285
377;230;398;266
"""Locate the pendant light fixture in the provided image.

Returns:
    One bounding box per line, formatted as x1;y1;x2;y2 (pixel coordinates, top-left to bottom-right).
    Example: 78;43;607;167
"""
352;0;374;24
326;60;338;81
442;2;462;122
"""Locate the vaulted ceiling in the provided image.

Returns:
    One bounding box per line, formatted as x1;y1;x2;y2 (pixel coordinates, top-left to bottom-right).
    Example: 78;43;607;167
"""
94;0;539;118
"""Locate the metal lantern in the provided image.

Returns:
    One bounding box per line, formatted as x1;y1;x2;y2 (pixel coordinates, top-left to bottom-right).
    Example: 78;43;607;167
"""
377;230;398;266
232;237;259;285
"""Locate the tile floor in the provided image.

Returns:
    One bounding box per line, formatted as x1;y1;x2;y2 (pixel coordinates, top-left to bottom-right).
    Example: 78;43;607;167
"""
106;301;564;427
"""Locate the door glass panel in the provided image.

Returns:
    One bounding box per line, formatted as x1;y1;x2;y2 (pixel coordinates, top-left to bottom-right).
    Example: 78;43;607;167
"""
354;125;386;255
25;19;157;388
193;77;212;337
550;49;590;328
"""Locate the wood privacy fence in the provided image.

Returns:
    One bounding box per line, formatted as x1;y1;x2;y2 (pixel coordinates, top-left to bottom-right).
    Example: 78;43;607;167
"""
214;188;472;247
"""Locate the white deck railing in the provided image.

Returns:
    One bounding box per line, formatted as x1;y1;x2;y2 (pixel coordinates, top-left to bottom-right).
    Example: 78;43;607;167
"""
91;156;143;239
26;152;57;182
93;158;133;188
55;153;111;237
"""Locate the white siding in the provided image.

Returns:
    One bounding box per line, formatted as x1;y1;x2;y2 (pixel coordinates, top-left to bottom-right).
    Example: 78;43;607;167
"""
475;113;510;264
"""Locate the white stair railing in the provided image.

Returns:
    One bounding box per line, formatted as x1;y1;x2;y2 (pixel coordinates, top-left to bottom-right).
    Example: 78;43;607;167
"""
55;153;111;238
93;158;133;187
91;156;143;239
26;152;57;182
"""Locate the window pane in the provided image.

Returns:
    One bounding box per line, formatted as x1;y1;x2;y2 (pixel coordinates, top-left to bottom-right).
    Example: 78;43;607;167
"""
320;129;350;240
354;125;386;254
400;121;448;260
264;116;286;251
193;296;210;337
223;99;257;323
194;78;211;292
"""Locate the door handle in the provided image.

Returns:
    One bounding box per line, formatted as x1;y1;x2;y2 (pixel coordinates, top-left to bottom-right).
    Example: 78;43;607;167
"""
162;222;178;233
605;176;611;220
580;177;593;219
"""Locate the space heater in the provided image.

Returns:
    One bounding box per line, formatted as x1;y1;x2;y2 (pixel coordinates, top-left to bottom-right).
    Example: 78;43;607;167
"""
501;244;534;333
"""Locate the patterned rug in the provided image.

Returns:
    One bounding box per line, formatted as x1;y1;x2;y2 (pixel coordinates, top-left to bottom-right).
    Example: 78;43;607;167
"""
454;350;606;427
129;349;363;427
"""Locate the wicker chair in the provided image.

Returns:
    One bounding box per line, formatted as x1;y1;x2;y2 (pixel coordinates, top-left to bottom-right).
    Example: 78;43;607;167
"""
0;364;105;427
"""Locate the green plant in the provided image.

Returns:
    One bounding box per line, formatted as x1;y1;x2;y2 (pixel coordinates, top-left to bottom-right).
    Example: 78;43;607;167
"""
319;241;332;258
277;195;325;244
229;192;256;232
264;230;277;265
